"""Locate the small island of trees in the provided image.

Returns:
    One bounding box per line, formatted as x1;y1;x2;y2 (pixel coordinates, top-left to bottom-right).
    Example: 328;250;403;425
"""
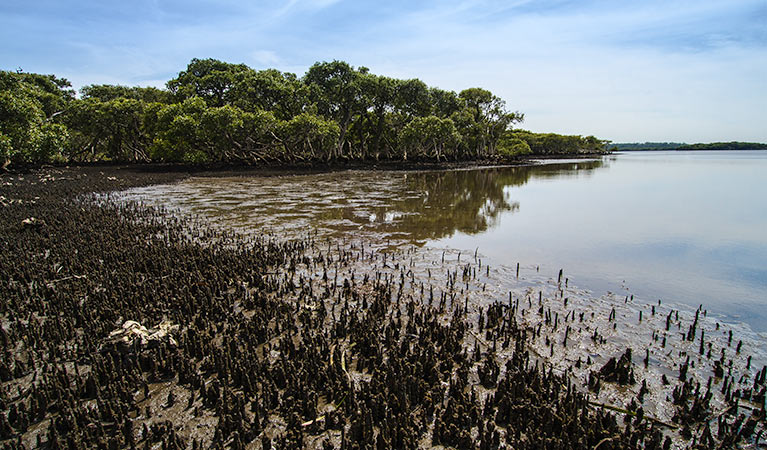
2;58;609;167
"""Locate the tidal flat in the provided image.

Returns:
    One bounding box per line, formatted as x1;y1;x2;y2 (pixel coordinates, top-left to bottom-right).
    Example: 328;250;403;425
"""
1;164;766;449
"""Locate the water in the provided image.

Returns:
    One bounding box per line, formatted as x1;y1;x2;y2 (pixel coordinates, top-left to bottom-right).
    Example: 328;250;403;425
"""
123;151;767;332
439;151;767;332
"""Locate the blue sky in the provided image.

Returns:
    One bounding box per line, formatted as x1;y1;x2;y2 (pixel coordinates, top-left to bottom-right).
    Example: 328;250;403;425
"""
2;0;766;142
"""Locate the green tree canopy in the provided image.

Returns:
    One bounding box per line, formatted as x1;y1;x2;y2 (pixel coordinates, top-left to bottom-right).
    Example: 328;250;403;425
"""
167;58;250;107
304;60;369;159
81;84;174;104
400;116;461;161
230;69;309;120
0;59;623;166
0;71;72;164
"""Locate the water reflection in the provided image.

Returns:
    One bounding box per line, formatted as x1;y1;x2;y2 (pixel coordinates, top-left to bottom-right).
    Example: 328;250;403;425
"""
323;169;525;241
122;152;767;330
388;161;603;240
124;160;604;246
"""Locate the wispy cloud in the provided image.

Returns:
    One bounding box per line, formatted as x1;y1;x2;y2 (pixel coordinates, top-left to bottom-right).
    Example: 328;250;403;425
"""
275;0;344;16
1;0;765;142
250;50;282;68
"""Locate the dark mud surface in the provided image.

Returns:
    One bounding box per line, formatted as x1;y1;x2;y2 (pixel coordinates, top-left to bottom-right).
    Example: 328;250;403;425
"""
1;165;766;449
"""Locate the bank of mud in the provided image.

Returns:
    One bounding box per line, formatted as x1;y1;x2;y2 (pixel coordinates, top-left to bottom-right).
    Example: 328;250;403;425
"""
1;166;765;449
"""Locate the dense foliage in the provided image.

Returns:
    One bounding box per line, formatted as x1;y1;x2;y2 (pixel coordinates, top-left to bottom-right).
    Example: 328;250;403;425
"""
1;59;610;166
612;142;684;151
505;130;607;156
677;142;767;150
614;142;767;151
0;71;73;164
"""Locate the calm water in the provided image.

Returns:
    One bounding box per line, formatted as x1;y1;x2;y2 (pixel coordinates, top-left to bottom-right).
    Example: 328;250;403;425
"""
124;151;767;331
438;151;767;331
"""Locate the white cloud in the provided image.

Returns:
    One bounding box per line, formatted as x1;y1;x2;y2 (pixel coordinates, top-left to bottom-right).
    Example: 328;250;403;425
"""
251;50;282;68
273;0;343;18
3;0;765;142
301;0;767;142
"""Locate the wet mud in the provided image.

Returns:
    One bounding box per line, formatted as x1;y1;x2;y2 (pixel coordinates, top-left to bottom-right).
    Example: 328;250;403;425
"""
1;166;765;449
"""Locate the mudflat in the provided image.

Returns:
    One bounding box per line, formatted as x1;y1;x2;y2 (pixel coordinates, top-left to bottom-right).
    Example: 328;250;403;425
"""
1;165;764;449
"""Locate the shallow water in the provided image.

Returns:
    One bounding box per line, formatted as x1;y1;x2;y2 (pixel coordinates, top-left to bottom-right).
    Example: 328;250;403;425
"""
439;151;767;332
120;153;767;444
123;151;767;333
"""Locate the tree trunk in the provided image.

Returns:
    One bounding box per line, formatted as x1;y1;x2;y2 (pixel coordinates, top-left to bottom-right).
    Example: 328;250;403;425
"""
372;109;385;161
335;108;353;160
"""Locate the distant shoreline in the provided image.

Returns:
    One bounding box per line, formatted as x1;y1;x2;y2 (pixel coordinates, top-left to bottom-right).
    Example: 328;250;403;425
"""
616;148;767;152
613;142;767;151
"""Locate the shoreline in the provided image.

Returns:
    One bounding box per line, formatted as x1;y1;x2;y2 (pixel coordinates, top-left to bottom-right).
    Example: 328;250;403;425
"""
2;164;764;449
2;152;610;178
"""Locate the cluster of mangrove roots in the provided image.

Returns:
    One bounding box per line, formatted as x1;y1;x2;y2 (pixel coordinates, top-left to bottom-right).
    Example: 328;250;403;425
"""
0;166;764;449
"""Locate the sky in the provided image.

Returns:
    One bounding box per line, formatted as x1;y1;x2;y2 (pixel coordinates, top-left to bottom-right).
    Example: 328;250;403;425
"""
2;0;766;143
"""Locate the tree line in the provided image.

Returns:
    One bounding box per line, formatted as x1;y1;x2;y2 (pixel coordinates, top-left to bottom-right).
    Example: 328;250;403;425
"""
611;142;684;151
1;59;609;166
677;142;767;151
612;142;767;151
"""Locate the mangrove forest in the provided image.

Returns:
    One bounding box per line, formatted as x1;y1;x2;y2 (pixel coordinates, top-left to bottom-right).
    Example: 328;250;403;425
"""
1;59;608;167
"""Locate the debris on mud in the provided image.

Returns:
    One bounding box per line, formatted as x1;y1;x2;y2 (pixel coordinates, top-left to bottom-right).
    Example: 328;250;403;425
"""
103;320;179;352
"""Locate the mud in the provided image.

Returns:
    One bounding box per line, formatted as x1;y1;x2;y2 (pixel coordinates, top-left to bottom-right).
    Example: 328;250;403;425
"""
1;165;765;449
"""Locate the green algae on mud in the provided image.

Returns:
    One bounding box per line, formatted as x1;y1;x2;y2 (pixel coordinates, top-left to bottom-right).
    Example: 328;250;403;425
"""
1;165;766;449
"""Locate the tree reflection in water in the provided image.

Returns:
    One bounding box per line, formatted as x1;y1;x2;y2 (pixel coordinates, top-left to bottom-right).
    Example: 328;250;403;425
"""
123;159;604;247
312;160;604;243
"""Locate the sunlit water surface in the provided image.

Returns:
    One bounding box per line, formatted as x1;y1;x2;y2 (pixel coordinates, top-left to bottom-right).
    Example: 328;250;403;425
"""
123;151;767;333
